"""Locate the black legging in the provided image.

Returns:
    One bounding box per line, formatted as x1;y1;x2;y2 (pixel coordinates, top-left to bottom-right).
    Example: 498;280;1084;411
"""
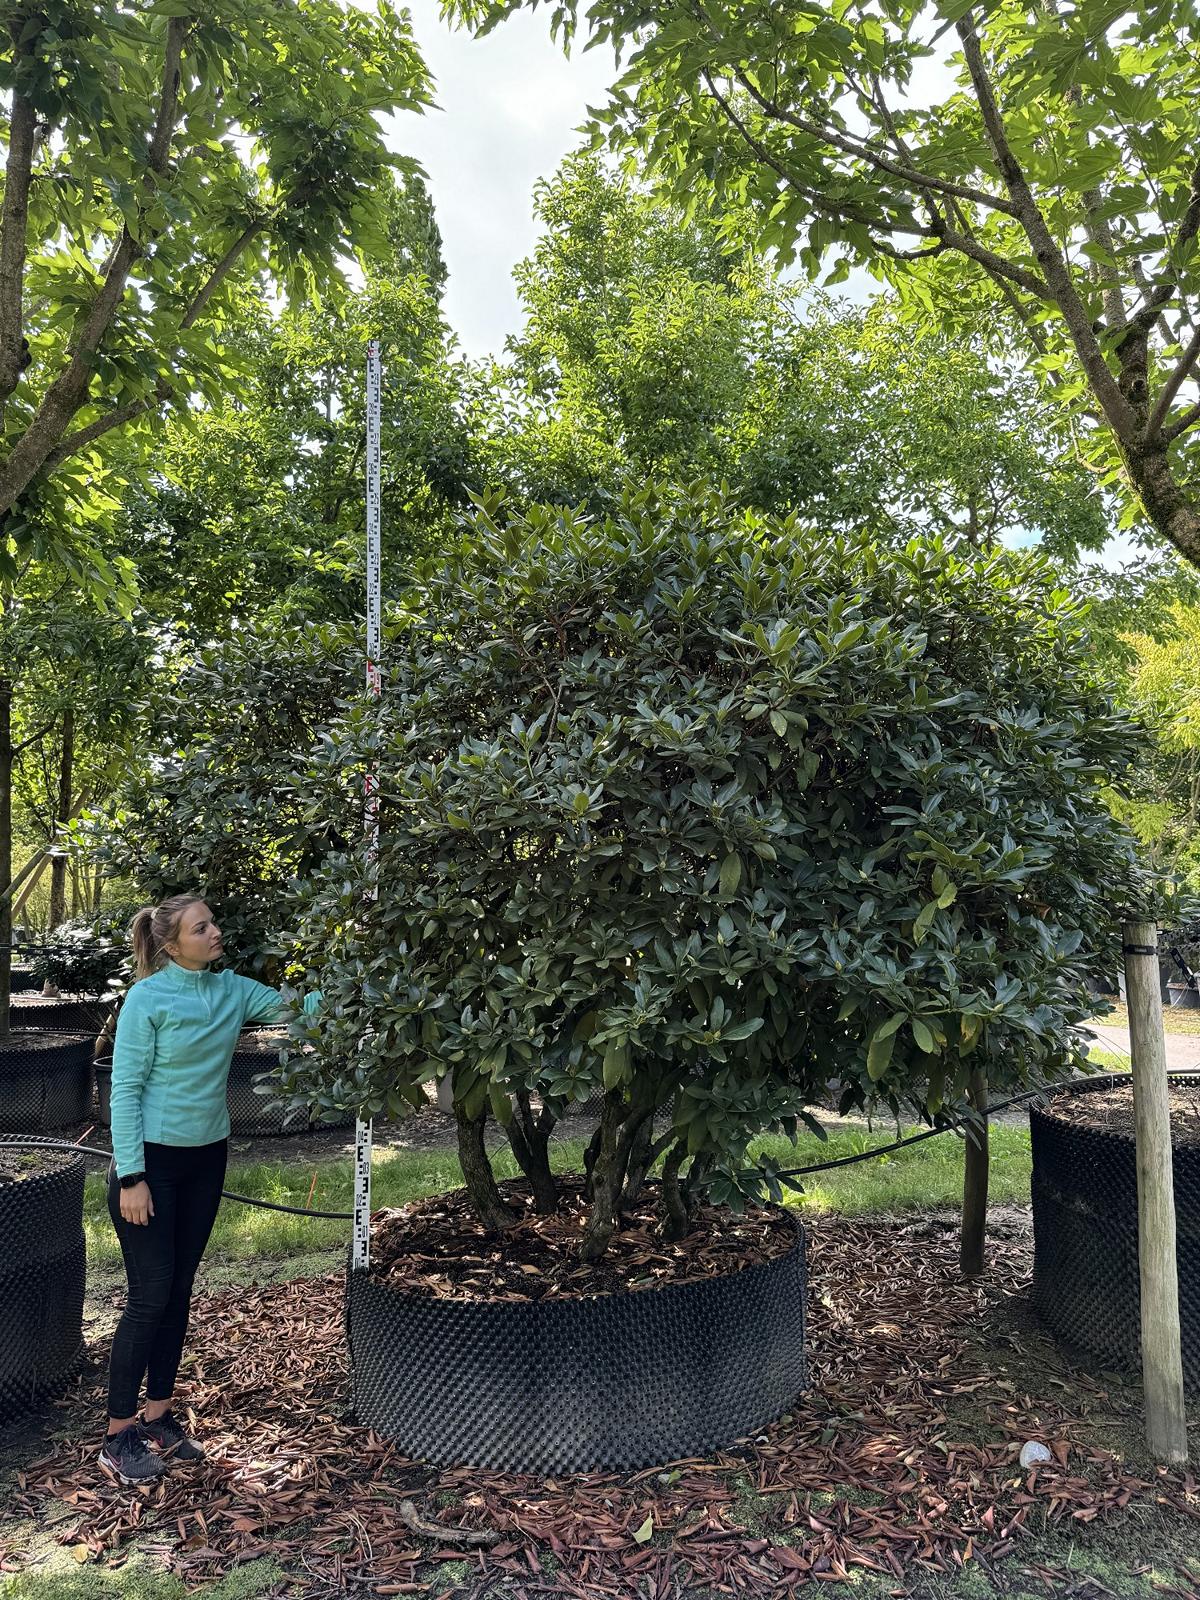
106;1138;228;1420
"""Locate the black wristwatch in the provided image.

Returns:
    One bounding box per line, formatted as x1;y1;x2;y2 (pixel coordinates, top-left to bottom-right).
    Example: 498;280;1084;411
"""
119;1171;147;1189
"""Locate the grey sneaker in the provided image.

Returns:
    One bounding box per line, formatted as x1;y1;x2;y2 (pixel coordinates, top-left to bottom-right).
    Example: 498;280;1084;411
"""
140;1409;205;1462
99;1422;167;1484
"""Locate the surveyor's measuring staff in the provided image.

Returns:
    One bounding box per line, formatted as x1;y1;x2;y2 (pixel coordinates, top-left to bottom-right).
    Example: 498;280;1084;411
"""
352;338;383;1273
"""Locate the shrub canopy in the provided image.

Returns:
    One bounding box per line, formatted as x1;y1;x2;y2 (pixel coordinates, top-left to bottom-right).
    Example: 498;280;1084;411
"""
273;485;1153;1253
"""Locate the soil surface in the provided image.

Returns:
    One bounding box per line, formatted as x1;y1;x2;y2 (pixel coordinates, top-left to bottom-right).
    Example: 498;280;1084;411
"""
0;1028;93;1054
371;1177;797;1301
1040;1081;1200;1143
0;1145;79;1184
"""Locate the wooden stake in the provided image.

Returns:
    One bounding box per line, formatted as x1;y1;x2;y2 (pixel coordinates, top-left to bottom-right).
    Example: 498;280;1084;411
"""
1123;919;1189;1464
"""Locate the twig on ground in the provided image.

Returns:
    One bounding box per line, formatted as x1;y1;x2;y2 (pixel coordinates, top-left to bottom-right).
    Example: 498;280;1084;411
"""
397;1498;502;1547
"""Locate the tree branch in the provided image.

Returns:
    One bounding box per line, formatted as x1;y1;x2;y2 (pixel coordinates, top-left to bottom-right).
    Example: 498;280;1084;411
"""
1176;158;1200;258
0;16;190;518
1164;399;1200;445
11;718;56;757
1148;325;1200;440
41;390;167;475
955;12;1137;440
179;220;265;330
725;57;1022;220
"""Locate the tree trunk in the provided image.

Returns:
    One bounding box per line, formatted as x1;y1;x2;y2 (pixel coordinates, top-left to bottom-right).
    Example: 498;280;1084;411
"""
506;1090;558;1213
0;675;11;1042
960;1069;990;1278
579;1091;624;1262
1123;442;1200;568
48;704;72;929
617;1110;655;1210
454;1102;514;1233
659;1140;689;1241
582;1122;603;1200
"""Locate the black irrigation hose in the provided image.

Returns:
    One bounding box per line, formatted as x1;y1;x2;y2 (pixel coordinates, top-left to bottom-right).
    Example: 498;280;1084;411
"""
10;1068;1200;1213
771;1068;1200;1180
0;1136;356;1219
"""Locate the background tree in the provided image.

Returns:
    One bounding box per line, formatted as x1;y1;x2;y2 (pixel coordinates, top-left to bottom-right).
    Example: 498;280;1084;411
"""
1106;603;1200;897
474;155;1115;556
0;0;430;580
450;0;1200;566
128;232;472;639
85;621;358;982
0;0;434;1019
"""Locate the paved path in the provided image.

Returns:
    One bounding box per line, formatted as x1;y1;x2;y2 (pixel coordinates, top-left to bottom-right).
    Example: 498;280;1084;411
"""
1083;1022;1200;1069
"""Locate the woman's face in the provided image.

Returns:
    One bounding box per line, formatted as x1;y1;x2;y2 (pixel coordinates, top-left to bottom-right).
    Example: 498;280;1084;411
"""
167;902;224;969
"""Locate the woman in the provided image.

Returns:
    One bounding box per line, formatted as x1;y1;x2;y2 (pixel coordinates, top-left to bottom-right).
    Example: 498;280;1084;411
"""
100;893;318;1485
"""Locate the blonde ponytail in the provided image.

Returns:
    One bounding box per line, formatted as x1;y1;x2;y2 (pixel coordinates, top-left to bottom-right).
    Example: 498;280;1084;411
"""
130;894;205;980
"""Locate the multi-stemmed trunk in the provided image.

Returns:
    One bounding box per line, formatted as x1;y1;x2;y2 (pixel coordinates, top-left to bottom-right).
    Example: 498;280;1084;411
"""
454;1100;516;1233
505;1090;558;1214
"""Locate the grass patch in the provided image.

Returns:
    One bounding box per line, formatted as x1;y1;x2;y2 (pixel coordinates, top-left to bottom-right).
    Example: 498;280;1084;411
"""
0;1556;281;1600
83;1124;1036;1265
1092;1000;1200;1036
1083;1049;1131;1072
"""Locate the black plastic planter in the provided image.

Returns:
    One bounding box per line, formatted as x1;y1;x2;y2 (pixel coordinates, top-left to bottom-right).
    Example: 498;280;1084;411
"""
0;1150;86;1423
95;1040;353;1138
346;1213;807;1473
0;1032;94;1133
7;992;115;1037
226;1041;352;1135
1031;1079;1200;1389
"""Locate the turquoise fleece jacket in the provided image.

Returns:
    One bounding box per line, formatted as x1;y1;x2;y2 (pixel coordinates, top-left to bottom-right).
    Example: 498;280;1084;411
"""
110;962;319;1177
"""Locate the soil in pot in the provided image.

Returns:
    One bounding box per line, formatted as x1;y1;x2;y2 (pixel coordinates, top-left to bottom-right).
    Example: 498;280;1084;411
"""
0;1146;62;1184
7;992;114;1036
1043;1082;1200;1143
370;1177;797;1301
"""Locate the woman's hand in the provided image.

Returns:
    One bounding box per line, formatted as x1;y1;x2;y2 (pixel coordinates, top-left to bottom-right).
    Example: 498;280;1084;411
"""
120;1181;154;1226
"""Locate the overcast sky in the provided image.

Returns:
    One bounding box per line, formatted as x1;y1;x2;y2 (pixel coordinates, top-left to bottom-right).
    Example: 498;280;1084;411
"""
388;2;618;363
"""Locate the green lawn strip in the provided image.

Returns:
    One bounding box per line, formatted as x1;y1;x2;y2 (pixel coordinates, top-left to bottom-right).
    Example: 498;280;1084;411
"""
1092;1001;1200;1036
82;1126;1035;1265
0;1556;282;1600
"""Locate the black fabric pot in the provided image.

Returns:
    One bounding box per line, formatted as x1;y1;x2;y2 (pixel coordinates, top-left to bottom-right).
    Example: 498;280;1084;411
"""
1031;1080;1200;1389
0;1151;86;1422
0;1032;95;1132
7;992;115;1037
95;1047;353;1137
346;1213;807;1473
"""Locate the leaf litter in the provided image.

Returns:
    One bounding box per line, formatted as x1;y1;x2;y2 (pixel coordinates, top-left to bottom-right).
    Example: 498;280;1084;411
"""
4;1218;1198;1596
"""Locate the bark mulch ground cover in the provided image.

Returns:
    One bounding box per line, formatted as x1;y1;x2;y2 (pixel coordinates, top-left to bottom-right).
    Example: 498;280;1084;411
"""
3;1217;1199;1598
